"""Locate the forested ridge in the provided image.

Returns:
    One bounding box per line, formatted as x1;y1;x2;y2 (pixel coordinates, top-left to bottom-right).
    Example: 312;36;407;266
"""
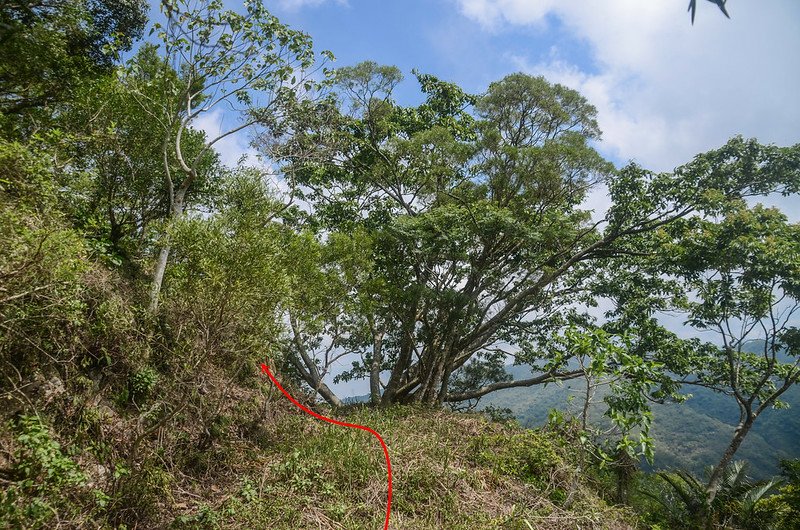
478;349;800;480
1;1;800;529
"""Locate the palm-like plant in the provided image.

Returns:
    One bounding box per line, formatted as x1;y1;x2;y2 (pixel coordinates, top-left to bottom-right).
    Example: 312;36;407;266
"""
646;461;781;529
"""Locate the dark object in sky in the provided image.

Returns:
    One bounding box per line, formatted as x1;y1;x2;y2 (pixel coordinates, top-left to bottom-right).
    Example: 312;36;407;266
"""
688;0;731;24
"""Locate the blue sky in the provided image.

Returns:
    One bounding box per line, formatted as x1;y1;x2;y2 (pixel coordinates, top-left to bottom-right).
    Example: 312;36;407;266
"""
180;0;800;216
265;0;800;174
268;0;597;100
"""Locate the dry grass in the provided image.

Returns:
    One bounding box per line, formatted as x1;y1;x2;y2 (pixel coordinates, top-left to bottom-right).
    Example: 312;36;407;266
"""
178;405;640;529
1;361;640;529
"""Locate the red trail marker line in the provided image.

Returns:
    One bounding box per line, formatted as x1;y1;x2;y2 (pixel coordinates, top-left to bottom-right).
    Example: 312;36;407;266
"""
260;363;393;530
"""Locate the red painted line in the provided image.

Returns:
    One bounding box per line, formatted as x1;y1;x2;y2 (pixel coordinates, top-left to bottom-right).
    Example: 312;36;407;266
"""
260;363;392;530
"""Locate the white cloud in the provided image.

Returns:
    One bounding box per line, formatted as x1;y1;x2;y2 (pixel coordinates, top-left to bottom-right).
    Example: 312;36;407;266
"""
458;0;557;29
456;0;800;172
193;109;291;196
193;109;257;168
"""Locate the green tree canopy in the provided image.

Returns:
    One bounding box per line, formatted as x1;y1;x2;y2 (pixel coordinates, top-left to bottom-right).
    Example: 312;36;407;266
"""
0;0;147;132
598;138;800;519
276;64;800;408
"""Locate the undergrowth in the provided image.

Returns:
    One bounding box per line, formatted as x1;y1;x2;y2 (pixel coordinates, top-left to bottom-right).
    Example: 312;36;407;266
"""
1;390;638;529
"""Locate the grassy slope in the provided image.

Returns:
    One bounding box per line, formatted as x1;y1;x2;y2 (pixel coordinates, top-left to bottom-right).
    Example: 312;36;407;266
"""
217;406;637;529
1;376;638;529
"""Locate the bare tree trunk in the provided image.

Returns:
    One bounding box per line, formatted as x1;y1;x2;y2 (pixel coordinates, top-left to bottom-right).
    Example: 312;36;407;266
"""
149;203;181;313
148;240;171;313
149;187;185;313
705;415;755;506
149;133;179;314
369;330;384;405
436;367;453;406
287;353;344;408
381;304;418;406
613;447;636;504
316;381;344;408
581;374;593;431
418;353;447;405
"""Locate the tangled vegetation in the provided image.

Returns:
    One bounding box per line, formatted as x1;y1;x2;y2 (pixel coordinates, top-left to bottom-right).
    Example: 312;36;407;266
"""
1;1;799;528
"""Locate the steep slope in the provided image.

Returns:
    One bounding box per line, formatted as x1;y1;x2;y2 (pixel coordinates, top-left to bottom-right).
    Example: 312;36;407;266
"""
1;374;638;529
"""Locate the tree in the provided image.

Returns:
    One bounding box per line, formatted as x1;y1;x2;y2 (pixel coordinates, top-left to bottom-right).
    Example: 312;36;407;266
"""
125;0;331;312
545;324;666;500
0;0;147;131
666;205;800;512
280;65;612;405
279;65;797;408
63;45;218;274
163;166;290;378
277;229;380;407
599;138;800;521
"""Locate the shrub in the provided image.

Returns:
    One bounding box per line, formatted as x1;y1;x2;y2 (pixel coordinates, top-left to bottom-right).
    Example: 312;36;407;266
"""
0;415;95;528
470;431;561;487
128;367;159;403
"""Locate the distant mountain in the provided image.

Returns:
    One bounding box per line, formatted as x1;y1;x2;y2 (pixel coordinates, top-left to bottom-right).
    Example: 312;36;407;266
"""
479;359;800;479
341;346;799;478
343;394;371;405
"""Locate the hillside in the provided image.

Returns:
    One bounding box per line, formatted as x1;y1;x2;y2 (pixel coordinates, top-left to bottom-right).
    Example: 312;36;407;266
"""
0;379;637;529
479;364;800;479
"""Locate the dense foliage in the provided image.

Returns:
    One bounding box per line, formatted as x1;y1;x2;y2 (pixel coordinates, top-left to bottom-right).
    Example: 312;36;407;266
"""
1;1;798;528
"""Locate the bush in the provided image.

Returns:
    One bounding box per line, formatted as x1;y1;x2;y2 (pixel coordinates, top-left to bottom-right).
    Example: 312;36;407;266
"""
469;430;561;487
0;415;98;528
128;367;159;403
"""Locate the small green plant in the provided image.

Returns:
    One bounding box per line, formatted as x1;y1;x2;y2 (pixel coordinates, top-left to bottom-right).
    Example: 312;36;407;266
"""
0;415;88;527
172;504;221;528
15;415;86;488
470;431;561;487
273;449;331;494
128;367;158;402
239;478;258;503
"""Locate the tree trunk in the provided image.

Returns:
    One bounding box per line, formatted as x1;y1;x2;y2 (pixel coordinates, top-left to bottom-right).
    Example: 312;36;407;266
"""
316;381;344;408
149;196;184;314
369;331;384;405
704;415;756;516
581;374;592;431
381;305;418;406
148;240;171;313
613;448;636;504
417;352;448;405
436;367;453;406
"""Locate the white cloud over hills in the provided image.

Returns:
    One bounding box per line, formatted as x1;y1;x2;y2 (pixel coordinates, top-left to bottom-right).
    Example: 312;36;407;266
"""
455;0;800;172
